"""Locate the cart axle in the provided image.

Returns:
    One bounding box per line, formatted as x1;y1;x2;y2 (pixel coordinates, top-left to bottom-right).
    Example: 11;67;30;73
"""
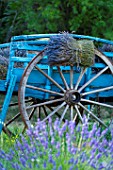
65;91;81;105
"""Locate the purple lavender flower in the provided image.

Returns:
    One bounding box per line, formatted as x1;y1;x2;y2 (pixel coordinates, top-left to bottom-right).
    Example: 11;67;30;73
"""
53;118;60;131
69;165;74;170
90;148;96;159
82;114;88;124
0;162;6;170
74;158;78;165
98;162;105;169
95;128;101;137
89;138;97;147
49;126;54;137
19;157;26;167
48;154;56;167
101;138;108;147
101;128;108;137
5;153;13;161
66;132;71;147
89;161;96;169
60;120;68;133
80;151;88;163
28;162;32;169
26;127;34;137
81;118;89;139
76;124;81;132
68;121;75;135
58;165;62;170
68;157;75;164
51;137;55;145
70;146;77;155
11;163;21;170
56;142;61;149
82;141;87;147
58;120;68;137
55;151;61;157
43;161;47;168
1;168;7;170
95;153;102;160
89;123;97;138
0;150;6;159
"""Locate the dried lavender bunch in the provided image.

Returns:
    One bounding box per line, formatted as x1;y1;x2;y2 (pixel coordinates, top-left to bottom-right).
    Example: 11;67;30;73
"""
45;33;95;67
101;44;113;52
0;47;27;79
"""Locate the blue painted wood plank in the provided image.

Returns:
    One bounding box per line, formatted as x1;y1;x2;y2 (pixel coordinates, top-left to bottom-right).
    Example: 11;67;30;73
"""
0;80;6;92
11;34;113;45
0;43;10;48
11;43;45;51
104;52;113;57
0;75;17;133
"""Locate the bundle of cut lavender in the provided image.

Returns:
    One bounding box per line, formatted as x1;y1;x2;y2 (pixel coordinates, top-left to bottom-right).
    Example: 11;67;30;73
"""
45;32;95;67
0;47;9;79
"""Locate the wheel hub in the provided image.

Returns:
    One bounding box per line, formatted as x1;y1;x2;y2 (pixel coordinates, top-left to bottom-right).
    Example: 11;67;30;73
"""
64;90;81;105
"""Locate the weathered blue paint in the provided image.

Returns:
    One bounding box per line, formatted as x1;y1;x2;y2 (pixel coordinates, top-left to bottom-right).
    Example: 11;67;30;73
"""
44;66;53;99
0;42;10;48
0;75;17;133
11;34;113;45
0;80;6;92
84;68;91;98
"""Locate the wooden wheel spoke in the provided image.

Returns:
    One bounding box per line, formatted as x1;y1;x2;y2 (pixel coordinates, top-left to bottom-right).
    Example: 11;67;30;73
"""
75;67;86;90
35;66;65;93
73;113;78;122
60;105;69;123
95;49;113;74
70;105;74;120
78;102;107;127
70;66;73;89
5;100;34;127
26;85;64;96
22;107;36;133
82;86;113;96
5;113;20;126
28;107;37;120
4;100;34;126
42;106;48;117
81;98;113;109
74;105;83;123
8;102;20;107
0;99;32;110
26;97;64;110
57;66;69;90
2;127;14;136
42;102;66;122
78;66;109;92
46;105;65;121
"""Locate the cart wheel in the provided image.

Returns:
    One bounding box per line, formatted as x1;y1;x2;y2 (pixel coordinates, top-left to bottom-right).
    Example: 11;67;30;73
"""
1;97;33;136
18;49;113;129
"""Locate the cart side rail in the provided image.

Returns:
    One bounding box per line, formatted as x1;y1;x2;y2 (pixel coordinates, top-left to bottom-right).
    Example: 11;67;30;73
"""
4;34;113;87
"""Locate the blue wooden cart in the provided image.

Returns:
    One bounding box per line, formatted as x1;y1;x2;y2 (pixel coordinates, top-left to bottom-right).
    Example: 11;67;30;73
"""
0;33;113;135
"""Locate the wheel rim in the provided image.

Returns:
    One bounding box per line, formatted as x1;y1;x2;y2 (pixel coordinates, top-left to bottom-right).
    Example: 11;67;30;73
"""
1;97;33;136
18;49;113;129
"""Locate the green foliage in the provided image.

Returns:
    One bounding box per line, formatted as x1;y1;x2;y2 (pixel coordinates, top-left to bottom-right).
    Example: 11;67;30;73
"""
0;0;113;43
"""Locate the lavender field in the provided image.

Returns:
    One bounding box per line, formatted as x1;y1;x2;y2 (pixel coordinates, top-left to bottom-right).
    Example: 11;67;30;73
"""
0;116;113;170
